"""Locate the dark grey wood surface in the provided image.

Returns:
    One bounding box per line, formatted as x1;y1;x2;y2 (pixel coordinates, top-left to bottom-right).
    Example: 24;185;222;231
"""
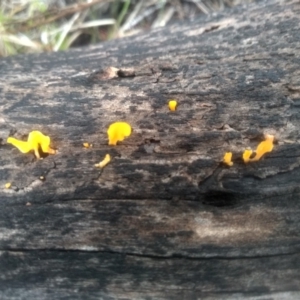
1;0;300;298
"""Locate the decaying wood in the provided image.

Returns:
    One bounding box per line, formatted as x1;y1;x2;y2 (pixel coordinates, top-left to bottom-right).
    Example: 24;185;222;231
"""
1;0;300;298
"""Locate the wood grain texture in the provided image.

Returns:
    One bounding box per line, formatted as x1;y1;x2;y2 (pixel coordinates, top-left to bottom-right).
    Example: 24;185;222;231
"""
1;0;300;298
1;250;300;300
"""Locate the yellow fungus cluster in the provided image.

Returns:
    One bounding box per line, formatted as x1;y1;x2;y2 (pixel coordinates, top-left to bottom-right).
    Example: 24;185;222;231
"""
223;135;275;166
4;96;277;189
7;131;56;159
243;135;274;163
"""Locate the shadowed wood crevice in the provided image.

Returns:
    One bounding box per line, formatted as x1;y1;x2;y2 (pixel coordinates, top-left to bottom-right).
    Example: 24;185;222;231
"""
2;247;300;261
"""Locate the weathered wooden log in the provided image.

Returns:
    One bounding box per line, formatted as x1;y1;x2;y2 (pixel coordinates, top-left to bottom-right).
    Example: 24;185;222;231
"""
1;0;300;298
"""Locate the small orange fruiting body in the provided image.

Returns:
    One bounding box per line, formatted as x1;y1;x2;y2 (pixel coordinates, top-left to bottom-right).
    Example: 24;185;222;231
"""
5;183;11;189
243;149;253;163
223;152;233;166
7;131;56;159
168;100;177;111
251;134;274;161
95;154;111;168
243;135;274;163
83;142;92;148
107;122;131;146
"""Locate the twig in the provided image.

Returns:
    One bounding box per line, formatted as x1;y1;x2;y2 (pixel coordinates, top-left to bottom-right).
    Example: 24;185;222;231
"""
70;19;115;32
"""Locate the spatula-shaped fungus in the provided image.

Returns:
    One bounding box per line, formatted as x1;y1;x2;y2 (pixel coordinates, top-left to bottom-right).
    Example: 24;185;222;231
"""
223;152;233;166
168;100;177;111
243;134;274;163
243;149;253;163
7;131;56;159
107;122;131;146
95;154;111;168
251;134;274;161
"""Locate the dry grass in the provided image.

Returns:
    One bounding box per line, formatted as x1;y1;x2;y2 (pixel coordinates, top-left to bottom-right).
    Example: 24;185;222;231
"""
0;0;254;57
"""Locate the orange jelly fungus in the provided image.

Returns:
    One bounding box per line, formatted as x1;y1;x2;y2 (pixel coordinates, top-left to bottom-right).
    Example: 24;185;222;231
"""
223;152;233;166
7;131;56;159
107;122;131;146
5;183;11;189
168;100;177;111
243;149;253;163
83;142;92;148
95;154;111;168
243;135;274;163
251;134;274;161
